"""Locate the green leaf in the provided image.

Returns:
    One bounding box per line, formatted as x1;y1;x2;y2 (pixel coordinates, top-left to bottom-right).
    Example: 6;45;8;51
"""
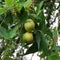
3;42;16;56
1;23;8;29
40;35;49;55
24;0;32;8
19;0;25;2
36;31;41;51
44;28;53;38
3;48;11;56
38;10;45;30
0;26;8;39
5;0;18;7
0;0;2;2
18;7;28;23
5;11;13;24
0;14;5;21
36;1;44;15
0;25;19;40
47;54;60;60
25;42;38;55
8;25;19;39
18;0;25;6
52;28;58;44
0;8;6;15
30;14;40;20
58;0;60;2
53;46;60;52
15;3;22;12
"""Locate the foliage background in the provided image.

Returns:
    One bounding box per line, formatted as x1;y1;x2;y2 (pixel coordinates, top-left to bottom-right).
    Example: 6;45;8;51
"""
0;0;60;60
